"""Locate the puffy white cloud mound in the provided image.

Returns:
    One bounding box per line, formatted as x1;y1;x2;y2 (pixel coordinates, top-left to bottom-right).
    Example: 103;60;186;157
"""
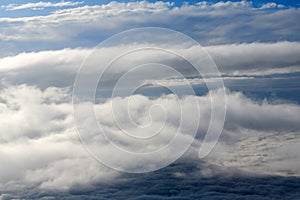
0;84;299;191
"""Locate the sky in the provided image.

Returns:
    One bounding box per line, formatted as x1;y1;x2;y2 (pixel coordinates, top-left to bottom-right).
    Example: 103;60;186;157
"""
0;0;300;199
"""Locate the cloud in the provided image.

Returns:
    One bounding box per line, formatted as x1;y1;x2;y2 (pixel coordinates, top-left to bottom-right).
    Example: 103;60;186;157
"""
0;0;299;198
0;0;299;56
259;2;285;9
209;130;300;176
3;160;300;199
0;41;299;91
0;83;299;195
1;1;84;11
206;41;300;75
0;84;118;192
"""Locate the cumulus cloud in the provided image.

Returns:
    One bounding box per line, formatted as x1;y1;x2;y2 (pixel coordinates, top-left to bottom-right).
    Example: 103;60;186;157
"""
0;83;299;195
259;2;285;9
0;84;118;191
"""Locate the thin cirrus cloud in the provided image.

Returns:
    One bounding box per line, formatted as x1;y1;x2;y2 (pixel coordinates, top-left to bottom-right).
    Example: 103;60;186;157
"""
1;1;84;11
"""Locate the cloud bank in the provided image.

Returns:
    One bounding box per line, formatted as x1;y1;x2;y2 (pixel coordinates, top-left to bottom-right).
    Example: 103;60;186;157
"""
0;84;299;194
0;41;299;90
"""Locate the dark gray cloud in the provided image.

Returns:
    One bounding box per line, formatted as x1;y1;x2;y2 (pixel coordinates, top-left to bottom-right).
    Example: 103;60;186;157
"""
2;161;300;199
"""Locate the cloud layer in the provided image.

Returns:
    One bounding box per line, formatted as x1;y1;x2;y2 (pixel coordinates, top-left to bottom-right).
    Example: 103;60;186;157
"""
0;41;299;93
0;1;299;55
0;1;299;198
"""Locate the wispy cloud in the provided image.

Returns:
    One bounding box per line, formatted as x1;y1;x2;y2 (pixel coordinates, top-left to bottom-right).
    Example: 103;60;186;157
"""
1;1;84;11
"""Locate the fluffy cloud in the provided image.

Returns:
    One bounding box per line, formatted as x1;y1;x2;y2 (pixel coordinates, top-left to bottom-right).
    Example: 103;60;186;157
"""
0;83;299;195
0;84;118;192
259;2;285;9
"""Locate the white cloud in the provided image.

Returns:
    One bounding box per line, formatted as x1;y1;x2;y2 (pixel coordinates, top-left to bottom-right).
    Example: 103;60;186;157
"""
211;0;252;8
0;84;118;191
0;84;299;192
209;131;300;176
206;41;300;75
0;0;298;198
0;0;298;47
0;41;299;90
1;1;84;11
0;48;89;72
259;2;285;9
0;21;299;192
